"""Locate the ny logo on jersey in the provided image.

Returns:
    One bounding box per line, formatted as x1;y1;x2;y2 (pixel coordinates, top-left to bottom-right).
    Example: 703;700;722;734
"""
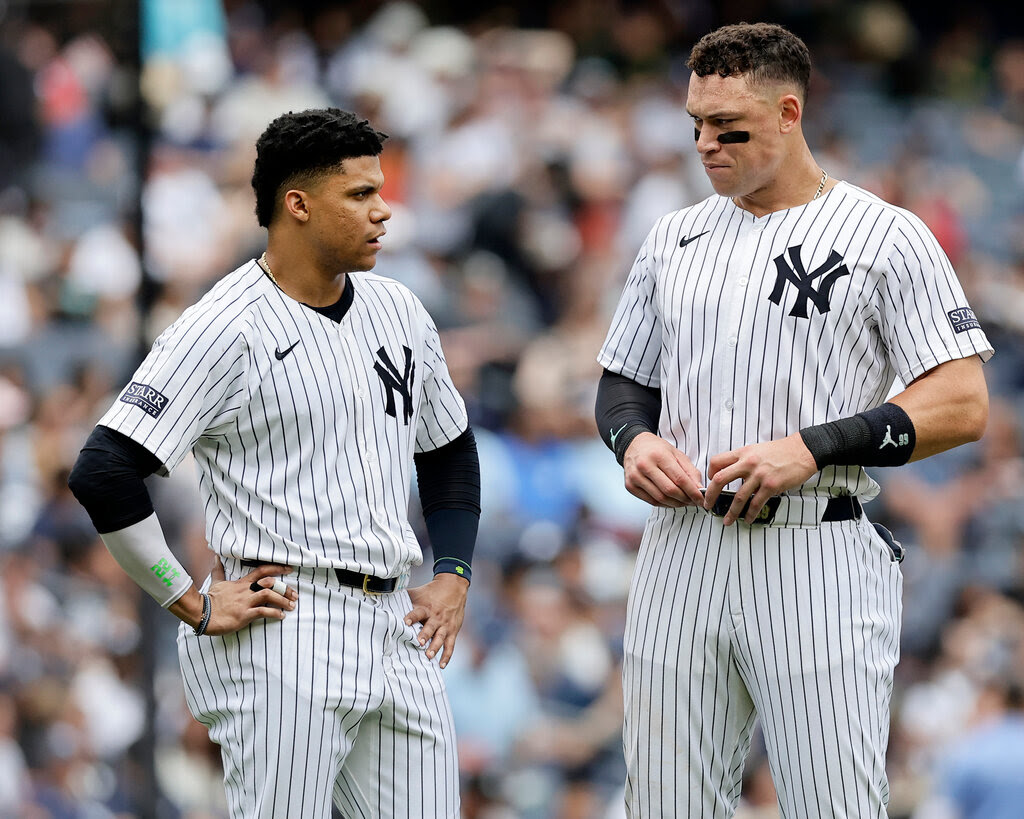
767;246;851;318
374;345;415;424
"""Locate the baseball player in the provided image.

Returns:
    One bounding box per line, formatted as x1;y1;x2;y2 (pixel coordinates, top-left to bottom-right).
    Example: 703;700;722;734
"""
68;108;479;818
595;23;992;819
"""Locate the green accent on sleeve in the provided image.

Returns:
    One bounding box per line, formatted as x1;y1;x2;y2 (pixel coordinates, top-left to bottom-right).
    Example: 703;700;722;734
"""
433;557;472;583
609;423;628;449
150;558;180;588
434;557;472;571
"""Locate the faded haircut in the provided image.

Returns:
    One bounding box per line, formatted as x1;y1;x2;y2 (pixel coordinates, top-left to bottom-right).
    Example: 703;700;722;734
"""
252;108;388;228
687;23;811;101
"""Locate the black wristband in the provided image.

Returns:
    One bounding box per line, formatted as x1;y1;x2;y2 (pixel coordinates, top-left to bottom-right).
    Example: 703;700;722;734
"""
800;402;916;469
193;593;212;636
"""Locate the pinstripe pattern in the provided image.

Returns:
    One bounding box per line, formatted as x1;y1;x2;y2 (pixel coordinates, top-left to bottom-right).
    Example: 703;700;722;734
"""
623;510;901;818
101;260;466;818
599;182;993;501
601;183;992;818
178;564;459;818
99;260;467;576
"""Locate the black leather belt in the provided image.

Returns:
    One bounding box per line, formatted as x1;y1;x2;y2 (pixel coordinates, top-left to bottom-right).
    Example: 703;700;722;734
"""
241;560;398;594
707;492;862;525
819;495;863;522
333;568;398;594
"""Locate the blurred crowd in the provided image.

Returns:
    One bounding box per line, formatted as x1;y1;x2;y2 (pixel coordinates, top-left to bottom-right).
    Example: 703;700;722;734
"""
0;0;1022;817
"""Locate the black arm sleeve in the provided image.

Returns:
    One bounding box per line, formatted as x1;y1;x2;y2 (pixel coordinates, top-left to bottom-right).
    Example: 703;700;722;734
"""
413;427;481;582
595;369;662;464
67;425;163;534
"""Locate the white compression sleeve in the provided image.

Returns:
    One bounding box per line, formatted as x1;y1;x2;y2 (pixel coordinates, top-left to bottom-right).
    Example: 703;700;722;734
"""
99;512;194;607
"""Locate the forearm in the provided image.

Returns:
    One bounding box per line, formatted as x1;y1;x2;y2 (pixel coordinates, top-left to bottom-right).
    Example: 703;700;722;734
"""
595;369;662;464
69;426;198;615
800;356;988;469
414;427;481;582
91;512;197;608
890;355;988;460
423;508;477;581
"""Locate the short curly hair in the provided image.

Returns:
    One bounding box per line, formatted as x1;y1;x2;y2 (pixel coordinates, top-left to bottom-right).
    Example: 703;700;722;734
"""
251;108;388;227
687;23;811;102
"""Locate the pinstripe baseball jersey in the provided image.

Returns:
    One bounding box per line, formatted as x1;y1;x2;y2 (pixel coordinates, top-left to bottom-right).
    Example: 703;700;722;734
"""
599;181;993;499
99;259;468;578
603;179;993;818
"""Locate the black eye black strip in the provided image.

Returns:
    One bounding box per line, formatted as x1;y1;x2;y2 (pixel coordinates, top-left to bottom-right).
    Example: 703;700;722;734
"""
694;128;750;143
718;131;750;143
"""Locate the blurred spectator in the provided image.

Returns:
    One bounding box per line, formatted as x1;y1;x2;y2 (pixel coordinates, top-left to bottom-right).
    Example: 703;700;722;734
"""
0;691;31;812
447;623;541;764
0;42;40;195
913;676;1024;819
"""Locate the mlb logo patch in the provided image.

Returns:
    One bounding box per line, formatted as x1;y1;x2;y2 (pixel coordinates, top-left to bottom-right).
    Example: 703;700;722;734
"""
120;382;169;418
947;307;981;334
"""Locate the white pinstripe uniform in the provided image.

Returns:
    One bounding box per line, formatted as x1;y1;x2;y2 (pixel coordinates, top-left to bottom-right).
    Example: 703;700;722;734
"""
598;181;993;818
98;260;467;818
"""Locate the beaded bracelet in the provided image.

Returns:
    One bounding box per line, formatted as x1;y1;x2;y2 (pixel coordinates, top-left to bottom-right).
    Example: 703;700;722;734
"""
193;592;212;636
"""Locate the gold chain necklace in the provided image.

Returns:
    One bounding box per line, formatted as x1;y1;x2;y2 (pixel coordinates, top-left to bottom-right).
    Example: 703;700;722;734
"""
734;168;830;212
813;168;828;200
258;252;280;287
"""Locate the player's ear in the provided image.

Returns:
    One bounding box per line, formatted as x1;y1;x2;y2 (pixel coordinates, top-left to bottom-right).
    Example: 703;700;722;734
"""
283;189;311;223
778;92;802;134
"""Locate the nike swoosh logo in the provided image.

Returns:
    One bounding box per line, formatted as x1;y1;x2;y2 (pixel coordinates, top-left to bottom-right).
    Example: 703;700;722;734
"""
609;423;628;449
274;341;300;360
679;231;709;248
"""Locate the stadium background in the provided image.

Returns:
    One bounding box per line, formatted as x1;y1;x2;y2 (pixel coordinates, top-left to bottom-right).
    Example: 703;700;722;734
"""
0;0;1022;816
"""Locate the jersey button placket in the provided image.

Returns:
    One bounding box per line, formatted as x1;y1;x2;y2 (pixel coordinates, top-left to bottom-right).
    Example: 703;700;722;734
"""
719;223;753;444
338;323;380;494
354;382;370;466
352;376;375;463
